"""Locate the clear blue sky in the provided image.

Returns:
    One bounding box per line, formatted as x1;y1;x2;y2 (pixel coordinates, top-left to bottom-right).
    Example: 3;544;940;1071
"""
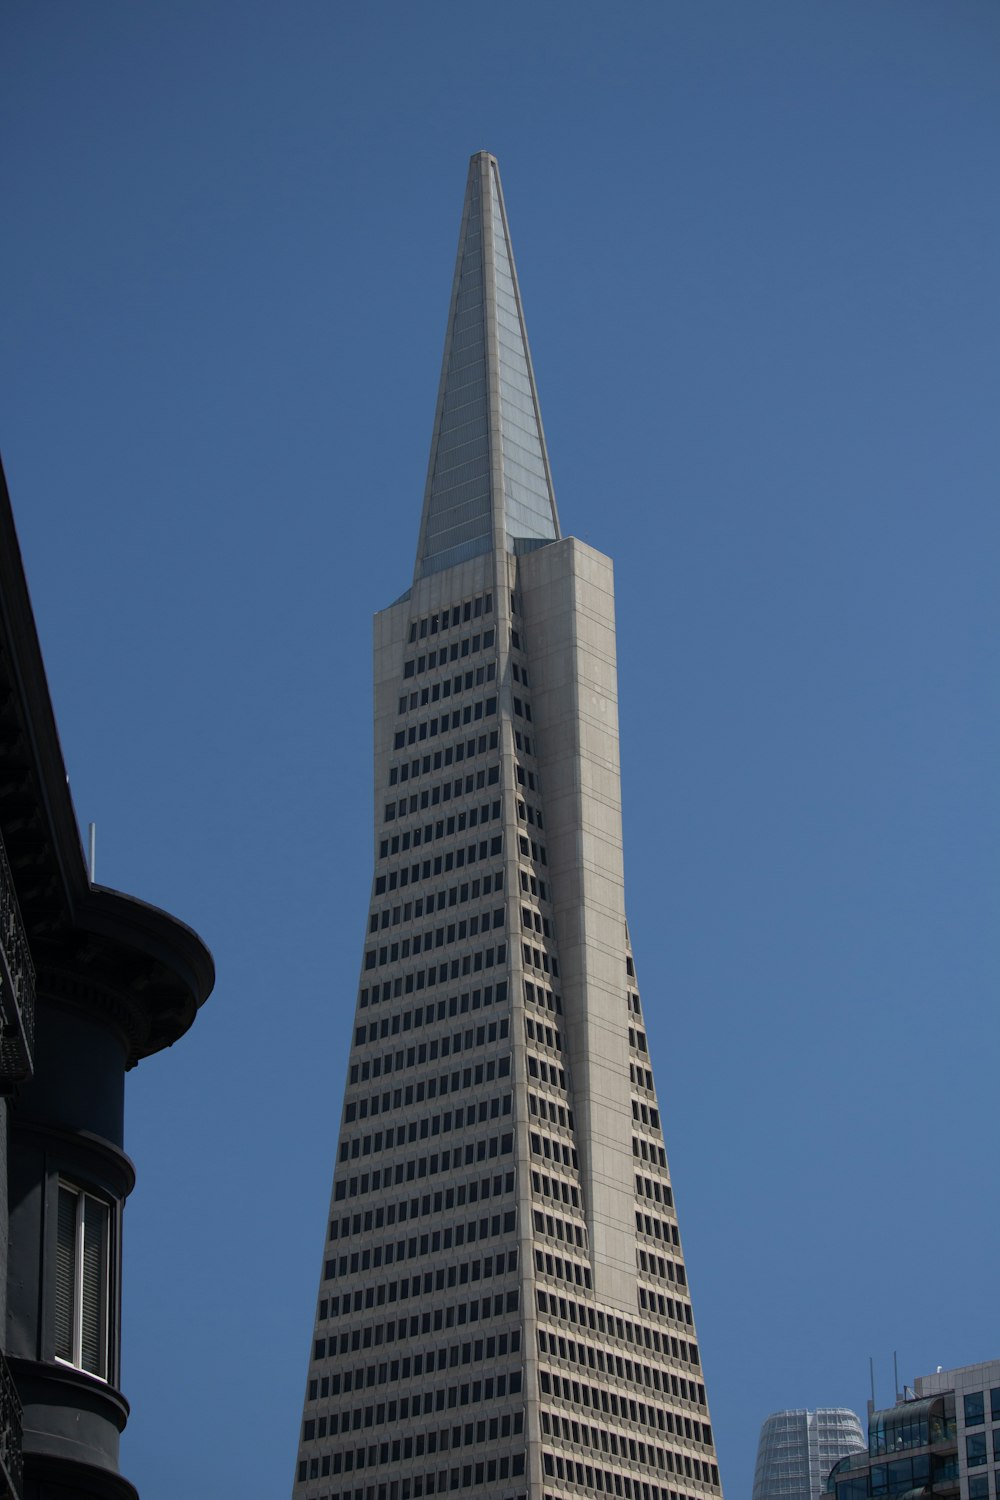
2;4;999;1498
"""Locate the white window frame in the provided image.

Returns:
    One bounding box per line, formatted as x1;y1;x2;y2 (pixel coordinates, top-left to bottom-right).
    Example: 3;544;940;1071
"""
54;1180;110;1380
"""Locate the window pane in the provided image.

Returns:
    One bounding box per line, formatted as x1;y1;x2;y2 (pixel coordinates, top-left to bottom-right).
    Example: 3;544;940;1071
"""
967;1434;987;1468
966;1393;986;1427
55;1186;77;1362
81;1195;109;1377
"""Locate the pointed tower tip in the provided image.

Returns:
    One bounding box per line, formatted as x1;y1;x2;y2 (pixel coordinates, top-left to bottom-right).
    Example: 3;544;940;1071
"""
413;155;560;581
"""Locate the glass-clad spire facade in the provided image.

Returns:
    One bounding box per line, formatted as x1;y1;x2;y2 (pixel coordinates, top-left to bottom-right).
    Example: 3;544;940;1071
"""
753;1410;866;1500
293;152;720;1500
416;154;558;579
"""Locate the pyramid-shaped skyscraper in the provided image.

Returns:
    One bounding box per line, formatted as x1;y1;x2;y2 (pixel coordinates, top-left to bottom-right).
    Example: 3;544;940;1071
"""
294;152;722;1500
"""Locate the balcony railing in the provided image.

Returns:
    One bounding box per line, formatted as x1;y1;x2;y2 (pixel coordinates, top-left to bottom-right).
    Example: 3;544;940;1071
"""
0;832;34;1083
0;1350;22;1500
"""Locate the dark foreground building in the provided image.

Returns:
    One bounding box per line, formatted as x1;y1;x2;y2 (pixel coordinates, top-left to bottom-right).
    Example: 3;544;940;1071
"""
293;154;722;1500
0;459;213;1498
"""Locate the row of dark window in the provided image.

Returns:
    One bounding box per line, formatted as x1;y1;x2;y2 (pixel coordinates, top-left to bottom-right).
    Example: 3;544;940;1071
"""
384;768;500;825
354;1016;510;1057
403;627;496;679
324;1246;517;1308
637;1211;682;1249
519;869;549;904
633;1136;668;1169
539;1347;705;1420
306;1408;524;1461
534;1289;706;1401
318;1281;521;1340
529;1091;573;1130
964;1389;1000;1427
329;1173;515;1244
523;942;559;977
514;762;538;793
370;871;503;937
632;1100;660;1129
539;1345;709;1449
304;1389;525;1462
364;912;504;971
534;1244;592;1288
542;1440;718;1494
306;1395;525;1461
322;1254;521;1326
346;1056;509;1121
377;803;501;862
376;837;503;894
967;1431;1000;1468
306;1331;519;1405
525;1017;562;1052
398;663;497;718
387;732;500;791
638;1286;694;1328
517;832;548;865
638;1246;686;1283
531;1194;586;1249
636;1175;675;1210
516;796;543;830
542;1317;703;1389
301;1454;526;1492
339;1093;513;1160
407;594;493;644
530;1129;579;1171
359;940;508;992
532;1168;580;1211
544;1481;712;1500
346;1069;512;1137
314;1290;521;1365
543;1411;717;1484
332;1131;514;1201
632;1063;656;1092
356;978;507;1018
521;903;551;937
392;698;497;752
528;1053;567;1089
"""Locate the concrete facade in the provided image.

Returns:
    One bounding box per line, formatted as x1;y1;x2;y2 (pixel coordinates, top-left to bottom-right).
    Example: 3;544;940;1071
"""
294;153;722;1500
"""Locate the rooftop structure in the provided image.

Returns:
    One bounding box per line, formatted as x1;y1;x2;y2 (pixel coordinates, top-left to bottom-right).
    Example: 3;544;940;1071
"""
825;1360;1000;1500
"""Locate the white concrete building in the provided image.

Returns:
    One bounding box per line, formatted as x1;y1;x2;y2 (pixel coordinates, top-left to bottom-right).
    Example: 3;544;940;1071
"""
293;152;722;1500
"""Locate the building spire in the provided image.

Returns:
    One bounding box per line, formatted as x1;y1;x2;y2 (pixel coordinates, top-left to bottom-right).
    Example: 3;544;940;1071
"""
414;152;560;582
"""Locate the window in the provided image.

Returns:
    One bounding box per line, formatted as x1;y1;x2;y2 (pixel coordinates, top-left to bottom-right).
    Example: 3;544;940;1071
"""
967;1434;988;1468
966;1393;986;1427
56;1182;111;1378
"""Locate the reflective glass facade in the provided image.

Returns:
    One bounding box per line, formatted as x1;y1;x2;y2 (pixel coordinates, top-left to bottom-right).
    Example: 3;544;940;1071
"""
824;1361;1000;1500
753;1410;866;1500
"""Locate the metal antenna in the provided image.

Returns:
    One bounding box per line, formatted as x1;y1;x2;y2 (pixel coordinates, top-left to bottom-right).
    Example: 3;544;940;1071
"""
88;823;96;883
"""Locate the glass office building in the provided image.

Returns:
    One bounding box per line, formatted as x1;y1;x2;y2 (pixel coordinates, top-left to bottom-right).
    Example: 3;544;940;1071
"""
826;1362;1000;1500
